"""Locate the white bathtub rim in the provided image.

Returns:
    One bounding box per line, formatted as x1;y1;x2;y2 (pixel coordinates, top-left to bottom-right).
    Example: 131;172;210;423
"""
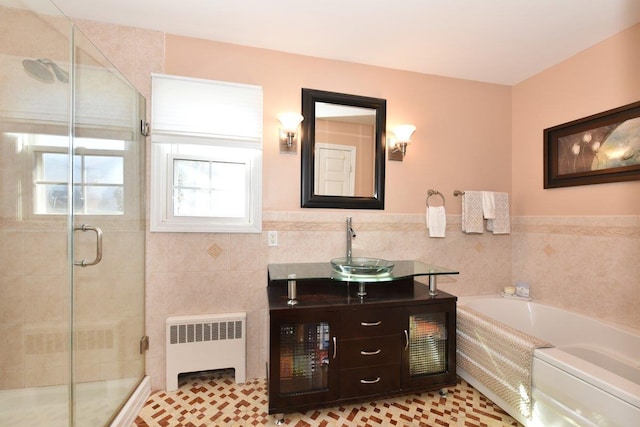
457;294;640;337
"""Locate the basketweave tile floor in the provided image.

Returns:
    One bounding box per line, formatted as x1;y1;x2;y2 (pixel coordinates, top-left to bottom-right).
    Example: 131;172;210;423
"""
133;369;521;427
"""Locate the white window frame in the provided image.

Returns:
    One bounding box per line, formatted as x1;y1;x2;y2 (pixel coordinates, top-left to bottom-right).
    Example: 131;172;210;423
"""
150;74;262;233
150;138;261;233
22;134;133;218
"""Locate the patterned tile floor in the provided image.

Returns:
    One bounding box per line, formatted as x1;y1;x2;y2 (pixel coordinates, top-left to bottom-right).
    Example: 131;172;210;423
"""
134;370;521;427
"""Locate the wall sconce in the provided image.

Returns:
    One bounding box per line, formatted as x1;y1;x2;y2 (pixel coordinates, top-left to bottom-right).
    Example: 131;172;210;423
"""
278;112;304;154
388;124;416;161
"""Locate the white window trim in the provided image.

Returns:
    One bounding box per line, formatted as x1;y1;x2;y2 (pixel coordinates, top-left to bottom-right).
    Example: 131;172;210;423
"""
23;134;136;219
150;140;261;233
150;74;263;233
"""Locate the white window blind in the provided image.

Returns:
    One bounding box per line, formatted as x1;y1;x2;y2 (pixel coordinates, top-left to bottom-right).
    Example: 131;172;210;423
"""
151;74;262;143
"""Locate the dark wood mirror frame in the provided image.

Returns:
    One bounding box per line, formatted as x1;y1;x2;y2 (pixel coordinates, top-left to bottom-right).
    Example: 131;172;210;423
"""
300;88;386;209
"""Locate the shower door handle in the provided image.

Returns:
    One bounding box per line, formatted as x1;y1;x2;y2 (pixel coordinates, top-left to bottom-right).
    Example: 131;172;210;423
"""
74;224;103;267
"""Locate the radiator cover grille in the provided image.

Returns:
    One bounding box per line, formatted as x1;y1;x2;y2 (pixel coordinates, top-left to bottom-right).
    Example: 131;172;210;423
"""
169;320;243;344
165;313;246;391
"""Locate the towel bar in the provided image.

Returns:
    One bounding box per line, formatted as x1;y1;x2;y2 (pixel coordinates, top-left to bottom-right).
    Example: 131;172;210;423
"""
453;190;465;197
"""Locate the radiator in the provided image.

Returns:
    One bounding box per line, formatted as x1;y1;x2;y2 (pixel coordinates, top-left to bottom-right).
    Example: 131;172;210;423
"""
165;312;246;392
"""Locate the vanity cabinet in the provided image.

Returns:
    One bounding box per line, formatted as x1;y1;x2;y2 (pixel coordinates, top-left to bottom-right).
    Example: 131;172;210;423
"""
267;278;457;416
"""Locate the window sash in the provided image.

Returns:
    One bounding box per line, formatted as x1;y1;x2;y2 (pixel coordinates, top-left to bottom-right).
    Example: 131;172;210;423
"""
150;141;261;233
32;147;125;216
168;155;250;220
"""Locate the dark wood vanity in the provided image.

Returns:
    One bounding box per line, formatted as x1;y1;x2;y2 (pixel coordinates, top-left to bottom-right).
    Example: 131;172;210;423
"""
267;262;458;417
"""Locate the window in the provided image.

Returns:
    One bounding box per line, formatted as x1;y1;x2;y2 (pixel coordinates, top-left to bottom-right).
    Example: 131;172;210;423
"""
27;134;126;215
172;158;246;218
150;74;262;233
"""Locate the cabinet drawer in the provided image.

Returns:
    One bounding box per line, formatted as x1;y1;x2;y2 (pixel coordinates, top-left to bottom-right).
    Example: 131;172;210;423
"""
340;335;400;369
341;308;399;339
340;364;400;398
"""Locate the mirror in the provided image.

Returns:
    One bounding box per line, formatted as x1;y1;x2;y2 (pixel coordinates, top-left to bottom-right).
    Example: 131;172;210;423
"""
301;88;386;209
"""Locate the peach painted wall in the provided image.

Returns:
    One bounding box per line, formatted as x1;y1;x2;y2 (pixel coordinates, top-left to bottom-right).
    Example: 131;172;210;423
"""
165;35;513;214
512;23;640;216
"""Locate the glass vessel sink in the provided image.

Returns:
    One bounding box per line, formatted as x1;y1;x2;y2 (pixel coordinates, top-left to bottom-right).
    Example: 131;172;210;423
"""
330;257;394;276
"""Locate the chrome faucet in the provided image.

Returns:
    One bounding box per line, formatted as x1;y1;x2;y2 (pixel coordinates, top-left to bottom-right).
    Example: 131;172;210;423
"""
346;217;356;262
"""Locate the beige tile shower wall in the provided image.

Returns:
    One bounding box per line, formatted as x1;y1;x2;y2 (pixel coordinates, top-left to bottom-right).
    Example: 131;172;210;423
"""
0;228;70;389
143;211;512;390
72;20;165;100
512;216;640;330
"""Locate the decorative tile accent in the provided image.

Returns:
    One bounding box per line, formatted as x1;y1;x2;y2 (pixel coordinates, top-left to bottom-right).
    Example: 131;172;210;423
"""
134;370;521;426
207;244;223;259
543;244;556;257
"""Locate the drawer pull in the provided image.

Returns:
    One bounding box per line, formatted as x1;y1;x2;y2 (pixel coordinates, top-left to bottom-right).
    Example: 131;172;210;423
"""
360;377;381;384
404;329;409;350
360;349;381;356
360;321;382;327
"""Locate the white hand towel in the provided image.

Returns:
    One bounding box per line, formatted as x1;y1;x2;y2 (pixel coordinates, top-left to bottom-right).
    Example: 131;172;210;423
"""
426;206;446;238
461;191;484;233
482;191;496;219
486;192;510;234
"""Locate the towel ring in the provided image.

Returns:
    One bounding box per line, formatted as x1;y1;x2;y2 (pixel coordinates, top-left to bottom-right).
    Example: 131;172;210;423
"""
426;189;445;207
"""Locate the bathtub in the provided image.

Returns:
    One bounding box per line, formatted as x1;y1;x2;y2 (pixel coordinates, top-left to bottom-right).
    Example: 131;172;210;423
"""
456;295;640;427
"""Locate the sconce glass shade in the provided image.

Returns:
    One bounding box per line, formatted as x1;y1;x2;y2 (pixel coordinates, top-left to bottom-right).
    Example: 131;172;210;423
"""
278;112;304;153
389;124;416;161
392;124;416;143
278;112;304;132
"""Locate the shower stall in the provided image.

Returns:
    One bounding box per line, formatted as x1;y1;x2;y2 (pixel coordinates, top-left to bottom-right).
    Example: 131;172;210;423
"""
0;1;147;425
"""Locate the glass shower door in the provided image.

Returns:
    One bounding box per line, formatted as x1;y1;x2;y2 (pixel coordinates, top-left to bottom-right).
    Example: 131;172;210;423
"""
0;1;73;425
70;29;146;426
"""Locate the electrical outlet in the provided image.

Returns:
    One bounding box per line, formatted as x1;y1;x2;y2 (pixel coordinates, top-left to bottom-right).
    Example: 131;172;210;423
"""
267;231;278;247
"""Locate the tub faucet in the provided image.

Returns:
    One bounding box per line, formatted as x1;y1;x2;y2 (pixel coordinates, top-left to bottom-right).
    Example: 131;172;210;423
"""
346;217;356;262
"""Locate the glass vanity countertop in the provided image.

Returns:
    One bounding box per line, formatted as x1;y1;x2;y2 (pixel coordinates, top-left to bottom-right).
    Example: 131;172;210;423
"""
268;260;459;283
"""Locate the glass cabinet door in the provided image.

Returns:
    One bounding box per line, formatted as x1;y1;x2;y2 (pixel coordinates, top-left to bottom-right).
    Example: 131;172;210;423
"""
279;321;330;394
408;312;448;376
269;310;339;413
402;302;456;389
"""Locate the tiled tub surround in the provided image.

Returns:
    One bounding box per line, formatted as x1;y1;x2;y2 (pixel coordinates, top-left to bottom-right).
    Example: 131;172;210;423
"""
145;211;638;393
511;215;640;330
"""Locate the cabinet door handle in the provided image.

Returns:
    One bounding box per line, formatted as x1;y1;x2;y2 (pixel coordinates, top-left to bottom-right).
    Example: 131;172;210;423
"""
360;377;381;384
404;329;409;350
360;349;381;356
332;336;337;359
360;321;382;327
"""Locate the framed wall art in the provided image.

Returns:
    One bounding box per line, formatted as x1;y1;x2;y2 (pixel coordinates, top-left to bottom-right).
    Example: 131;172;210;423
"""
544;100;640;188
